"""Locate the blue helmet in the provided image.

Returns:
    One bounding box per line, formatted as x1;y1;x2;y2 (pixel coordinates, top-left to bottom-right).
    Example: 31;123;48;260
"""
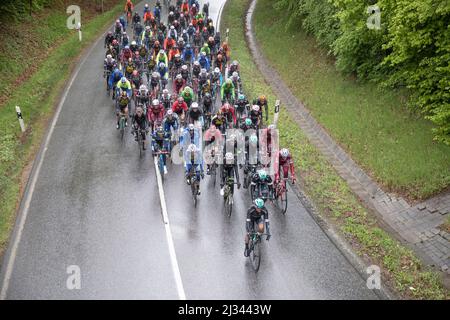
254;198;264;209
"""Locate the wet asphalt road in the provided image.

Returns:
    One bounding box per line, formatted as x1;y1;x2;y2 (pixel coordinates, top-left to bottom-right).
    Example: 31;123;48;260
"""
0;0;379;299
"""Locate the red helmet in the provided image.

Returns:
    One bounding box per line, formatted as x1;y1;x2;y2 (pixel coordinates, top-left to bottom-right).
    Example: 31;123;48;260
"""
223;103;230;110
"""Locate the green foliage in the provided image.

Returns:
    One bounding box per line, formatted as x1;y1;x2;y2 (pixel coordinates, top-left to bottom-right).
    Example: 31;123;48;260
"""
275;0;450;144
0;0;54;22
275;0;340;51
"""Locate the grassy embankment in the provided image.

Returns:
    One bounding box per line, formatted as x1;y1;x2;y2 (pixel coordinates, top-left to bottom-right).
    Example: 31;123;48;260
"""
221;0;448;299
0;0;124;258
252;0;450;201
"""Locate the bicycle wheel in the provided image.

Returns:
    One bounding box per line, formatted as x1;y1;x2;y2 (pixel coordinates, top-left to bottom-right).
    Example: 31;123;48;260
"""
119;117;126;140
280;184;288;215
159;155;165;181
138;131;143;157
250;238;261;272
192;184;198;207
227;192;233;217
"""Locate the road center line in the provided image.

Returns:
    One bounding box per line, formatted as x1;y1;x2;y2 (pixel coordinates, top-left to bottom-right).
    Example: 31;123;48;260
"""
153;157;186;300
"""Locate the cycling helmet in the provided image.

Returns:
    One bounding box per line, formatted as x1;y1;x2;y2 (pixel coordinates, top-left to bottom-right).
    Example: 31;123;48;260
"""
159;62;166;68
188;123;195;131
159;49;165;54
268;124;275;130
254;198;264;209
187;143;197;152
136;106;144;115
226;78;232;84
167;110;173;116
184;85;191;90
258;170;267;180
139;84;148;92
239;94;245;100
245;118;252;126
121;77;127;83
163;89;169;95
152;71;159;77
131;40;136;46
232;72;238;78
145;26;151;31
107;31;112;36
223;103;230;110
182;65;188;71
214;67;220;74
201;51;207;57
121;90;127;97
232;60;239;66
178;96;184;103
217;54;223;60
280;148;289;159
194;61;200;66
176;74;182;80
124;45;130;50
106;54;112;60
152;99;159;106
191;102;199;109
132;70;138;76
252;105;260;112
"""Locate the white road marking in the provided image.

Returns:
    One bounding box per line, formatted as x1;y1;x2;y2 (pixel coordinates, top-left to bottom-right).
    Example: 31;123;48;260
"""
153;157;186;300
0;22;115;301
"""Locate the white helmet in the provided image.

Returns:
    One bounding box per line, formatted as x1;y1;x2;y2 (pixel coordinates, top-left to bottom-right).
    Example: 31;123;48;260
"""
106;54;112;60
214;67;220;74
187;143;197;153
176;74;182;80
152;99;160;106
252;105;260;112
139;84;148;92
232;71;238;78
131;40;136;45
163;89;169;95
191;102;199;109
167;110;173;116
182;65;188;70
280;148;289;158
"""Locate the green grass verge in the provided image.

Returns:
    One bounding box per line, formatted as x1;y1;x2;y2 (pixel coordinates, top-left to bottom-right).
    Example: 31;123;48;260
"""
0;2;124;257
251;0;450;200
221;0;448;299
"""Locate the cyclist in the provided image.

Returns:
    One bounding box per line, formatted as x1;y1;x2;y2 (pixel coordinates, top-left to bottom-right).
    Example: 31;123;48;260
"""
220;102;236;129
250;169;274;202
130;69;142;93
157;62;169;88
104;54;117;80
192;60;201;79
122;31;130;47
124;0;134;15
131;106;148;147
163;109;179;138
244;133;260;178
173;74;185;94
130;40;139;53
220;78;235;103
172;96;188;121
152;125;170;174
116;90;130;129
202;92;213;115
156;49;169;66
211;67;223;89
254;95;269;124
235;93;250;118
202;1;209;17
180;64;190;83
116;76;132;98
182;43;195;66
134;22;143;45
187;102;203;126
220;152;241;196
230;71;242;95
214;54;225;74
249;104;262;128
149;71;161;97
184;143;204;195
141;26;153;49
204;124;223;174
198;51;210;71
228;60;240;77
114;20;124;39
161;88;172;110
180;85;195;108
109;68;123;99
275;148;296;185
136;84;150;108
148;98;166;128
180;123;201;150
244;198;271;257
211;110;226;134
121;45;133;63
132;11;140;27
104;31;115;48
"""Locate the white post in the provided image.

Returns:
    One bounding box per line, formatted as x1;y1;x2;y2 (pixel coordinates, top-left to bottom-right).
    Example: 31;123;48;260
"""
15;106;25;133
76;22;82;41
273;99;280;128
